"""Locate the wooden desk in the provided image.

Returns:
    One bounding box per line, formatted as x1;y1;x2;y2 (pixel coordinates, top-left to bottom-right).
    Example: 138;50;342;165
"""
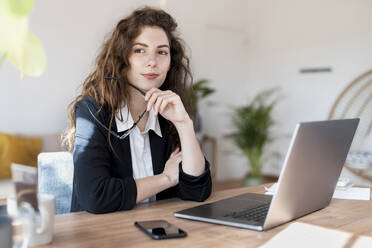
40;184;372;248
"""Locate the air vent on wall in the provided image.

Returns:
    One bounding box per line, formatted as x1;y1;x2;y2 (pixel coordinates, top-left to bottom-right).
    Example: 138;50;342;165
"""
299;67;332;74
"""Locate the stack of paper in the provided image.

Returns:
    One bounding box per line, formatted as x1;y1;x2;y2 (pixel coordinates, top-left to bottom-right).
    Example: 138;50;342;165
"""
264;183;370;201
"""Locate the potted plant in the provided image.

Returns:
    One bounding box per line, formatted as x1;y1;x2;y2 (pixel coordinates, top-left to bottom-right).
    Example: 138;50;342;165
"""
226;88;280;186
190;79;215;133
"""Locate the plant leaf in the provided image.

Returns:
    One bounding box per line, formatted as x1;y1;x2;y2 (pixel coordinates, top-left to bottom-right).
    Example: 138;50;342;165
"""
21;32;46;76
225;87;283;174
8;0;34;17
190;78;215;116
0;0;45;77
0;0;28;51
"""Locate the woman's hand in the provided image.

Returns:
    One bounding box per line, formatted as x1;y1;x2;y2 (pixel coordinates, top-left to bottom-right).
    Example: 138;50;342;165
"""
145;88;191;125
162;147;182;187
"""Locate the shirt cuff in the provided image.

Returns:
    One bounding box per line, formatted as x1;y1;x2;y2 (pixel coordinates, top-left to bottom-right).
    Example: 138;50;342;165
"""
179;157;211;183
120;177;137;210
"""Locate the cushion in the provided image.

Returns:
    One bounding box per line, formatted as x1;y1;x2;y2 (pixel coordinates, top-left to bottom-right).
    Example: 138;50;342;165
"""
0;132;41;179
361;131;372;151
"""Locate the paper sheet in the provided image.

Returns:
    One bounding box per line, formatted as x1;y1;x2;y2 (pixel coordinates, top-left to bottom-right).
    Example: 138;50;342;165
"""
332;187;370;200
264;183;370;201
259;222;372;248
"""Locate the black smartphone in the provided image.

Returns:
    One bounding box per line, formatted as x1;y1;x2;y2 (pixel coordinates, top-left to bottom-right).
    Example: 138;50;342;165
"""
134;220;187;240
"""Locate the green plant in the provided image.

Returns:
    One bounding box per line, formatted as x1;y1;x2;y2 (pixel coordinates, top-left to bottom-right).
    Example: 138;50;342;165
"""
0;0;46;77
190;79;215;117
226;88;280;183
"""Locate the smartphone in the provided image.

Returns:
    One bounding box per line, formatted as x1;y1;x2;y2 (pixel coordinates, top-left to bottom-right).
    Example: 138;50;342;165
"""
134;220;187;240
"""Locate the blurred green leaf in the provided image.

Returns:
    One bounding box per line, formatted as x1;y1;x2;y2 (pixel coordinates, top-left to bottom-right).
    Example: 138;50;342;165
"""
0;0;46;77
191;79;216;116
21;32;46;76
8;0;34;17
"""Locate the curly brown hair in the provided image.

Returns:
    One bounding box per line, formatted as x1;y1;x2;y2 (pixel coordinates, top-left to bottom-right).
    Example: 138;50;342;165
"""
62;6;193;151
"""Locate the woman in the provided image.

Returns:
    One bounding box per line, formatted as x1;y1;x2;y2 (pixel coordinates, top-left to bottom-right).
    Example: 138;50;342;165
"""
62;7;212;214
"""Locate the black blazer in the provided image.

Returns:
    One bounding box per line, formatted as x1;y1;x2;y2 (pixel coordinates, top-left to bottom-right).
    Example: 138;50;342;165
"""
71;97;212;214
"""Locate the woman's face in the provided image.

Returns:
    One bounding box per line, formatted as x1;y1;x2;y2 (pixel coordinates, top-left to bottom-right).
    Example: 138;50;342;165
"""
127;26;171;92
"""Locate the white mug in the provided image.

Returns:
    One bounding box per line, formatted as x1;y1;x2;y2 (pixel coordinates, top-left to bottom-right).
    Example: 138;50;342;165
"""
7;193;55;247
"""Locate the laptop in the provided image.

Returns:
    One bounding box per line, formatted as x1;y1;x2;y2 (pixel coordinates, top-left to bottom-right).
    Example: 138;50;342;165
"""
174;119;359;231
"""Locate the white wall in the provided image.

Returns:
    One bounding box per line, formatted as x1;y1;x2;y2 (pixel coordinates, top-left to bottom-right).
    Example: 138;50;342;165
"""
1;0;372;180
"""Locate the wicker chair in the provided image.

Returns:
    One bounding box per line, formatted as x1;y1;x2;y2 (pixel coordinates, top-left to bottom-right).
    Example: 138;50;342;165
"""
328;69;372;185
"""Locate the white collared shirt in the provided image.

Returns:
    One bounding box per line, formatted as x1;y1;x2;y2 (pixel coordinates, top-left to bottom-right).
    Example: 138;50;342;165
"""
115;104;162;203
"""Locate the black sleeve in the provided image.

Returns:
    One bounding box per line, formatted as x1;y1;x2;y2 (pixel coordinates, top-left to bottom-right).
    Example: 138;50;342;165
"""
72;99;137;214
177;158;212;202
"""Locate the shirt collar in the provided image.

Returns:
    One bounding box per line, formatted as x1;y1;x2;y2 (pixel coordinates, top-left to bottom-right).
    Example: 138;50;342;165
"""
115;104;162;137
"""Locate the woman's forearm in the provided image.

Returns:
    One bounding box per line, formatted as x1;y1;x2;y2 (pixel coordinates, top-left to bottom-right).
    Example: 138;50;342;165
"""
175;118;205;176
134;174;172;203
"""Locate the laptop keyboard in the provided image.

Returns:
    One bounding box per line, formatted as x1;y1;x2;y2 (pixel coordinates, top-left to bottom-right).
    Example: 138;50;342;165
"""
224;203;270;223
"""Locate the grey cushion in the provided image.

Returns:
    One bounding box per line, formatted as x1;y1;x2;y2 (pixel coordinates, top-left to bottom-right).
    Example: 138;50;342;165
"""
38;152;73;215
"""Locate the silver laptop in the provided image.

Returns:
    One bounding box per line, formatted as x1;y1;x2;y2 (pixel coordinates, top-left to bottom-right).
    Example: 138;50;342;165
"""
174;119;359;231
